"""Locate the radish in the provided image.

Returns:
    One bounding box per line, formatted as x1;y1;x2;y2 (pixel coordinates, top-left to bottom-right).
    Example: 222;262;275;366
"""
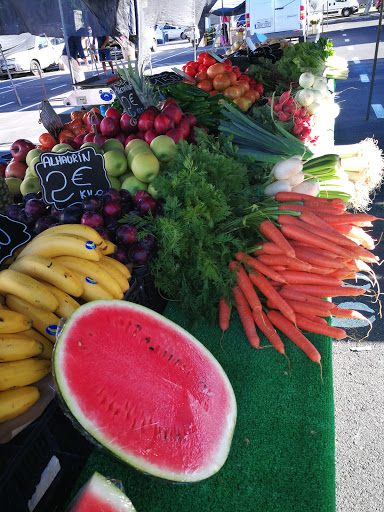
292;124;304;135
274;103;283;113
273;157;303;180
264;180;291;197
279;90;291;105
292;181;321;196
278;111;290;122
287;171;305;187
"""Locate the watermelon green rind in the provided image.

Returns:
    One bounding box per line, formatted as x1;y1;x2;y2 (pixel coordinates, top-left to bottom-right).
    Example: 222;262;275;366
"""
68;471;136;511
53;300;237;483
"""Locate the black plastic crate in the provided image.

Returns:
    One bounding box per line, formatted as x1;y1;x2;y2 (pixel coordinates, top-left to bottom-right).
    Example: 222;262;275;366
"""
124;264;168;315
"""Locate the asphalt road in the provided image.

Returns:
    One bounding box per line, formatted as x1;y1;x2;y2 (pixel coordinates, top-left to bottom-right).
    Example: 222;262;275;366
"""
0;14;383;511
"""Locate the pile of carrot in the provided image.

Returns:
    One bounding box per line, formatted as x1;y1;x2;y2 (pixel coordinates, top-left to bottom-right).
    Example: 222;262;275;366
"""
220;191;381;370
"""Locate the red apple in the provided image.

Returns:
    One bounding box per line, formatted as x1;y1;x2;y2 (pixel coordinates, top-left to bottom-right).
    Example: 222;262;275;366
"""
100;116;120;137
115;132;127;145
154;114;175;135
86;112;103;133
105;107;121;120
120;113;137;135
137;109;157;132
176;115;191;139
184;113;197;127
74;134;86;147
93;134;108;146
83;132;96;143
197;124;209;134
146;106;160;116
163;98;179;109
125;134;137;145
136;131;146;140
162;104;183;125
144;130;159;145
10;139;35;162
0;163;7;177
61;138;79;150
5;160;27;179
166;128;183;144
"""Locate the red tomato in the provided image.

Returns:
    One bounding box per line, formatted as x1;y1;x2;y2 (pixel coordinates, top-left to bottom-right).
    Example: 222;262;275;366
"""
71;110;84;121
223;59;232;70
186;61;199;70
206;63;226;79
184;65;197;78
198;64;208;73
209;90;220;97
239;74;250;82
234;96;252;112
195;71;208;83
254;83;264;95
197;79;213;92
223;86;242;100
227;71;238;86
232;66;242;78
213;73;231;91
58;129;75;142
197;52;209;63
182;65;187;72
237;80;250;92
249;78;257;88
39;132;56;147
203;55;217;67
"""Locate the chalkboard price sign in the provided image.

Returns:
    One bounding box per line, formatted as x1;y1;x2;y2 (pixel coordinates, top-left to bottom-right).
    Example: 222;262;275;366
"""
0;215;31;265
148;71;183;87
39;100;63;141
111;80;145;120
34;147;111;210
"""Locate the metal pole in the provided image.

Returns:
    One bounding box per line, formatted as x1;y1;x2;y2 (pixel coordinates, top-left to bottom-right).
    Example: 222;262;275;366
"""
193;0;197;62
58;0;76;88
0;45;22;106
366;1;383;120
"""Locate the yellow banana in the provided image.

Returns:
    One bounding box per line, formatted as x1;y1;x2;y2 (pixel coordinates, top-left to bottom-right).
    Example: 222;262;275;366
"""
0;334;43;362
6;295;60;344
32;223;105;248
54;256;123;300
23;329;53;360
16;234;101;262
0;358;51;391
0;386;40;423
98;257;130;293
0;269;59;312
67;269;115;302
36;281;81;319
102;255;131;278
97;239;117;256
0;309;32;334
10;254;83;297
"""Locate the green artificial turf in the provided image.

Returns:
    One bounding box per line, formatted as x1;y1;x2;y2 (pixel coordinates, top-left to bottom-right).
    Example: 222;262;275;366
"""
69;303;335;512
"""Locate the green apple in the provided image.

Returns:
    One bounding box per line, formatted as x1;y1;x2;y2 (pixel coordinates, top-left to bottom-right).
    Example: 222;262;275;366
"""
107;176;121;190
119;170;134;183
29;155;41;174
150;135;175;163
5;177;22;196
121;175;148;196
51;143;75;153
131;152;160;184
26;148;43;167
20;177;41;196
102;138;125;153
103;149;128;177
124;139;148;157
127;146;152;169
80;142;103;154
147;183;159;199
24;167;37;179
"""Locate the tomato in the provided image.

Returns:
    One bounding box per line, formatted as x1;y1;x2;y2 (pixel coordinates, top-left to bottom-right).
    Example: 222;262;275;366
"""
239;74;250;83
72;125;88;136
186;61;200;70
71;110;84;121
182;65;187;72
198;64;208;73
237;80;250;93
223;59;232;70
236;82;246;95
39;132;56;147
254;83;264;95
203;55;217;67
234;96;252;112
195;71;208;83
209;90;220;97
58;129;75;142
207;63;226;79
213;73;231;91
249;78;257;88
244;90;258;103
36;144;52;151
223;86;242;100
227;71;238;86
232;66;242;78
184;65;197;77
197;52;209;63
197;79;213;92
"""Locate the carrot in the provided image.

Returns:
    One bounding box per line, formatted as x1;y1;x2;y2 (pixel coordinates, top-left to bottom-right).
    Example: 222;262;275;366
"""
219;297;231;332
342;244;379;263
301;201;345;215
259;220;295;258
318;213;380;225
252;310;286;354
337;225;376;250
258;242;284;255
269;265;288;272
228;261;262;312
257;254;312;272
266;297;333;318
278;204;312;214
298;211;358;247
295;313;347;339
280;224;356;259
247;270;296;325
327;269;357;280
299;314;328;325
278;287;336;309
303;199;346;211
329;305;369;320
232;286;260;348
277;270;343;287
275;191;340;204
280;284;367;298
236;252;287;284
267;310;322;365
292;247;346;269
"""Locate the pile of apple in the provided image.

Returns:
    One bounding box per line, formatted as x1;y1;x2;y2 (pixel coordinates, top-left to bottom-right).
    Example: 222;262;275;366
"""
181;53;264;111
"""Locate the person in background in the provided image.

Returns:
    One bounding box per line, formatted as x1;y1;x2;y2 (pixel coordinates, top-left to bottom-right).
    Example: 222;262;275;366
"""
61;34;90;84
92;35;114;75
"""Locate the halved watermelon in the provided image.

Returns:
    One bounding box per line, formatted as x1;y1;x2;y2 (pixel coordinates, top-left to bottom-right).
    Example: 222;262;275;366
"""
67;471;136;511
54;300;237;482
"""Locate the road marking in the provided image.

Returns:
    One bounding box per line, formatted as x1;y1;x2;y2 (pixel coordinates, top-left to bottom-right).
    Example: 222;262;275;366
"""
152;48;201;64
352;58;360;64
46;77;61;81
347;46;354;51
372;104;384;118
360;74;370;82
16;101;41;112
50;84;67;90
342;33;347;36
0;101;14;108
345;38;350;42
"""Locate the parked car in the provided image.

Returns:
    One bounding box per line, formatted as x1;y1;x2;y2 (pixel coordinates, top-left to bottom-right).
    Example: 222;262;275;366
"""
155;25;187;41
184;26;202;45
0;34;62;76
236;14;246;27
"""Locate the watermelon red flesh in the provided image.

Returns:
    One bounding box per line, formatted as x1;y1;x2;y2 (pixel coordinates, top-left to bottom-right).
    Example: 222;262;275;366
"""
67;472;135;511
54;300;237;482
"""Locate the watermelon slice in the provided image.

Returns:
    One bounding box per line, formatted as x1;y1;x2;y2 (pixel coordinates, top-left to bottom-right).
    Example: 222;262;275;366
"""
67;471;136;511
54;300;237;482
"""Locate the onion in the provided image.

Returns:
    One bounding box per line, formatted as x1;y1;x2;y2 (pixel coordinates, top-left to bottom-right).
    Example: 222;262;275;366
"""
306;102;321;115
299;72;315;89
312;82;329;97
313;77;328;88
298;88;315;107
312;89;323;103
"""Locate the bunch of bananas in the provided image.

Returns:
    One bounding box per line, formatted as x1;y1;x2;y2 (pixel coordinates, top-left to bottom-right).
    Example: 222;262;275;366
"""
0;224;131;423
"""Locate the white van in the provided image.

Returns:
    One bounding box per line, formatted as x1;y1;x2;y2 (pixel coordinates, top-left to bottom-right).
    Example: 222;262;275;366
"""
310;0;359;17
245;0;310;41
0;34;63;77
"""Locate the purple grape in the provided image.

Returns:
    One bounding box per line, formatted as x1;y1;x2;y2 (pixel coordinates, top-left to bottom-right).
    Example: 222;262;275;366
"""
80;212;104;228
133;190;151;205
23;192;39;203
34;215;58;234
82;195;104;213
103;200;122;219
138;197;157;216
139;233;156;251
50;206;61;218
127;243;150;266
24;199;47;220
17;209;35;227
5;203;23;220
119;189;133;204
116;224;137;246
103;188;120;202
94;227;111;241
59;204;83;224
113;246;128;264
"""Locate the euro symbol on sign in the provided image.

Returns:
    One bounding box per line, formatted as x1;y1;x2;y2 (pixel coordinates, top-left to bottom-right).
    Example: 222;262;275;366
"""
128;92;138;106
72;167;92;187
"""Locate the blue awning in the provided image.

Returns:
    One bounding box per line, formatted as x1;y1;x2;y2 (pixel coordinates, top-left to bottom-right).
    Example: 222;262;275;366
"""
210;1;245;16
